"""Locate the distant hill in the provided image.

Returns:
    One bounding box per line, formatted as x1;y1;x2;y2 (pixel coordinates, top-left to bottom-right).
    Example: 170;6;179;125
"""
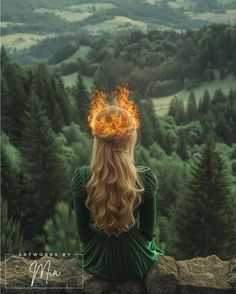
1;0;236;39
1;0;236;94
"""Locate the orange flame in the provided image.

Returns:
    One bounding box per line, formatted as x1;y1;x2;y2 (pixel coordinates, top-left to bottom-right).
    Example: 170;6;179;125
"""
87;90;108;130
113;86;140;129
87;86;140;138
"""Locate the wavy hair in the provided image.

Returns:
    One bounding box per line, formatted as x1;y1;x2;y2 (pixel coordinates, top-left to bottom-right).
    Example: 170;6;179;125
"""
85;106;148;236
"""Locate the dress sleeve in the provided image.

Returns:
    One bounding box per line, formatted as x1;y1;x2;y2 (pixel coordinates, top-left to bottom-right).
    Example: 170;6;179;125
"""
71;167;85;198
139;168;158;241
70;167;94;244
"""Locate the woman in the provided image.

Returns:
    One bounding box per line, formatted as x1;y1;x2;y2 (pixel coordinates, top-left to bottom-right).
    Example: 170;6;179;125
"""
71;86;165;281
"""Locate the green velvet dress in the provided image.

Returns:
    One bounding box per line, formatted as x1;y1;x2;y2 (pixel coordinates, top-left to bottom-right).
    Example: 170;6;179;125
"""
70;165;165;281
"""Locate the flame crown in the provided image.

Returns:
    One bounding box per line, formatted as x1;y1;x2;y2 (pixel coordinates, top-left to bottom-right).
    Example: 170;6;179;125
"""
88;86;140;139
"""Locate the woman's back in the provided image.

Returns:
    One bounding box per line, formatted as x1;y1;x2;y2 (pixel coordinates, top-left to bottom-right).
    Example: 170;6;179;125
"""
71;164;165;280
71;86;165;280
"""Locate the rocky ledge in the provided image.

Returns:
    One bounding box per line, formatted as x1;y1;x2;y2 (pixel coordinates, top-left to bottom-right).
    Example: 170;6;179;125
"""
0;254;235;294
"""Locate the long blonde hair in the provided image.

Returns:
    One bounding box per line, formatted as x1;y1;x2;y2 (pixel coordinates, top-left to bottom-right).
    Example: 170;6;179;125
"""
85;106;148;236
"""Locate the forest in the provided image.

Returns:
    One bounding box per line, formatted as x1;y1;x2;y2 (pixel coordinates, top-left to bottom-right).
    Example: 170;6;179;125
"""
1;23;236;261
14;24;236;98
0;0;212;37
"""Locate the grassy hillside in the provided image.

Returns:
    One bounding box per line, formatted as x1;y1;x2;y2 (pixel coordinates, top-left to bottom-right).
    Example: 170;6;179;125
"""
2;0;236;60
84;16;148;34
1;33;56;51
62;72;94;90
152;74;236;116
68;3;117;12
2;0;236;39
53;45;91;66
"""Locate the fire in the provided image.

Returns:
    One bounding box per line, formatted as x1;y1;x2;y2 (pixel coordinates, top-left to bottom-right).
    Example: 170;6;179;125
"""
87;86;140;138
114;86;140;129
87;90;108;130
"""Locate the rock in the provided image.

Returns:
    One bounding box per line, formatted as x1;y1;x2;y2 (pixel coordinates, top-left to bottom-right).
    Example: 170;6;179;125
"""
176;255;233;293
228;255;236;291
0;255;144;294
145;256;179;294
0;254;234;294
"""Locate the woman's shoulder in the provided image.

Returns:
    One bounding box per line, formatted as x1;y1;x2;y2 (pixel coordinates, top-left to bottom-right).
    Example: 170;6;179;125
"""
136;165;155;177
72;164;90;180
71;164;90;198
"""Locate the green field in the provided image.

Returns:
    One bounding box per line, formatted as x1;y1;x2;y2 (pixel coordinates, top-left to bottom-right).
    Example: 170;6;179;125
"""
68;3;116;12
34;8;92;22
1;33;55;51
152;75;236;116
62;72;93;89
145;0;163;5
0;21;24;28
146;0;196;9
64;45;91;62
84;16;147;34
217;0;236;5
185;9;236;24
54;46;91;67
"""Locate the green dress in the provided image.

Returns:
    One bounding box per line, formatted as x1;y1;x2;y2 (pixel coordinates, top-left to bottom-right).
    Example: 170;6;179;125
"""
70;165;165;281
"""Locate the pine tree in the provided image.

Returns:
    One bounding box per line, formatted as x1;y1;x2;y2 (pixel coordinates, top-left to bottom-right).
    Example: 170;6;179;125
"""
1;47;28;146
51;74;72;126
44;201;78;255
1;132;23;221
218;49;227;79
168;96;186;125
177;99;186;125
33;62;74;132
1;196;24;260
186;91;197;122
176;129;188;160
73;72;90;133
139;104;155;148
1;75;10;134
198;90;211;115
19;90;69;251
171;134;236;259
143;97;165;148
168;96;178;118
212;88;225;104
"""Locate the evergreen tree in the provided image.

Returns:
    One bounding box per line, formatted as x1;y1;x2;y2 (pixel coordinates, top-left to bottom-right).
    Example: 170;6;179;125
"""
32;63;67;133
1;75;10;135
198;90;211;115
143;97;165;148
1;132;23;221
62;122;92;166
168;96;178;118
176;129;188;160
19;90;69;251
157;155;186;217
50;74;72;128
139;104;155;148
1;196;24;260
1;47;28;146
168;96;186;125
156;216;172;254
44;201;78;255
186;91;197;122
212;88;225;104
178;99;186;125
171;135;236;259
215;118;234;145
217;49;227;79
72;72;90;133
